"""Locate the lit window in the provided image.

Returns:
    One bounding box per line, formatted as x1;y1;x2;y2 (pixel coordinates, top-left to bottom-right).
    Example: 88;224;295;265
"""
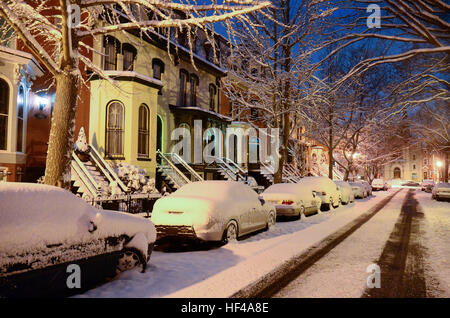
138;104;150;158
17;85;24;152
106;101;124;157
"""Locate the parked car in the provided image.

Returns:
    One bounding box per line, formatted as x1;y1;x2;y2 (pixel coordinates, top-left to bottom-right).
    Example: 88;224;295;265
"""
401;181;420;187
151;181;277;244
349;182;367;199
421;179;435;192
296;176;341;210
371;178;388;191
357;180;372;196
261;183;321;219
0;183;156;297
431;183;450;201
334;180;355;204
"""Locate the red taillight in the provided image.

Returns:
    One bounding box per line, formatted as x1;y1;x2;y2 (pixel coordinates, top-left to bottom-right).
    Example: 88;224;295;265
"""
282;200;294;205
322;192;327;196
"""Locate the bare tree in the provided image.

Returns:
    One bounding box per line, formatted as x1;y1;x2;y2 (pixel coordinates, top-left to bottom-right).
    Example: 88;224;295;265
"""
0;0;270;188
222;0;336;182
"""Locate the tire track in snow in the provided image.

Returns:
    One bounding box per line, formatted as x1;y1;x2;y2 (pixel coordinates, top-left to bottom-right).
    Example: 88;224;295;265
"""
363;189;427;298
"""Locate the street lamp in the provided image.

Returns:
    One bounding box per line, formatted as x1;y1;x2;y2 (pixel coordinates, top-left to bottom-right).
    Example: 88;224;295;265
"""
436;160;443;168
436;160;443;182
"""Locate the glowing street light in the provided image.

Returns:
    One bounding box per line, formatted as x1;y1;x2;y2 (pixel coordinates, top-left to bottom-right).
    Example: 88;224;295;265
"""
436;160;443;168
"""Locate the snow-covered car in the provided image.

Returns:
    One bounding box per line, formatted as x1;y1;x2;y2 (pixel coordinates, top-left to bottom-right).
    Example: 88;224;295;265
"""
333;181;355;204
296;176;341;210
401;181;420;187
357;180;372;196
431;183;450;201
349;182;367;199
261;183;321;218
0;183;156;297
371;179;388;191
151;181;276;244
421;179;435;192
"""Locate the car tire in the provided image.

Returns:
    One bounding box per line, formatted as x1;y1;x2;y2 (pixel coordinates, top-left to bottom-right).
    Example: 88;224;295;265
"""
223;221;238;244
116;247;145;273
298;205;305;219
267;211;276;229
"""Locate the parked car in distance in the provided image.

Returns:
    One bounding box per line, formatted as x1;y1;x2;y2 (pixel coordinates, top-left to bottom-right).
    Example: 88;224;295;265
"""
334;180;355;204
0;183;156;298
401;180;420;187
357;180;372;196
296;176;341;210
421;179;435;192
349;182;367;199
261;183;321;219
151;181;276;244
431;183;450;201
372;179;388;191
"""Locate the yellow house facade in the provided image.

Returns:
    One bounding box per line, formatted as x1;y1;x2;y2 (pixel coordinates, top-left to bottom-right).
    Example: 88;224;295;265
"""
88;25;229;179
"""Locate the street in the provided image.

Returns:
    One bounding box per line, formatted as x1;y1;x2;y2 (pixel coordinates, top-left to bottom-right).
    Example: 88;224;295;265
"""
76;188;449;298
273;189;449;298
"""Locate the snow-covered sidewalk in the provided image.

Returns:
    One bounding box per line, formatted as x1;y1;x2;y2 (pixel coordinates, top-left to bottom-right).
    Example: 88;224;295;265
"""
77;191;393;298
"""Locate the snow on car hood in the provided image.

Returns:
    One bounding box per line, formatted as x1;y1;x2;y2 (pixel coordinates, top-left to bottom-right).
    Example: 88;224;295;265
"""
0;183;155;255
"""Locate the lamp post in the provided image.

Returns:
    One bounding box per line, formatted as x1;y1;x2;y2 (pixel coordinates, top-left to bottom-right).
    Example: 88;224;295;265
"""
436;160;443;182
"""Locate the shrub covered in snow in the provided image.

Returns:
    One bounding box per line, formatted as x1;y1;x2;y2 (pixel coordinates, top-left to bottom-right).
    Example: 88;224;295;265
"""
113;163;157;194
74;127;89;154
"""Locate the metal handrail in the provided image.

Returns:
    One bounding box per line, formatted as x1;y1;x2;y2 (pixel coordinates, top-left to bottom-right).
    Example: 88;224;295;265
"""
71;158;99;197
223;157;248;178
72;153;101;192
169;152;204;182
89;145;129;192
157;151;191;184
214;157;246;182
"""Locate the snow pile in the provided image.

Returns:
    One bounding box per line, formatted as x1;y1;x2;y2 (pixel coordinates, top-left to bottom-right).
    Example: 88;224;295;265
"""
114;163;157;194
74;127;89;154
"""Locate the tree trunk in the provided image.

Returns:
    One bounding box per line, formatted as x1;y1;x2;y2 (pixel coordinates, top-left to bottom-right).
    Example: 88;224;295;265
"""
44;72;79;188
444;152;449;183
328;145;334;179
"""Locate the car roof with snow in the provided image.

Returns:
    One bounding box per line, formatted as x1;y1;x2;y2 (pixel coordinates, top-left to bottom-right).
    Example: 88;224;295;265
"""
171;181;258;201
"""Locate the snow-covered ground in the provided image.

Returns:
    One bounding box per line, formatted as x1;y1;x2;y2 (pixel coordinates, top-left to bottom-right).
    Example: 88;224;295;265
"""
274;189;406;298
417;191;450;297
77;191;393;298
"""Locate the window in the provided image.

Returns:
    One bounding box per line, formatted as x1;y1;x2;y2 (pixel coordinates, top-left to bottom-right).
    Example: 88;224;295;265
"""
424;158;428;165
179;70;189;106
413;164;416;170
412;154;416;160
0;79;8;150
209;84;217;112
250;108;259;120
103;36;120;70
190;74;198;106
106;101;124;157
138;104;150;158
16;85;24;152
122;43;137;71
152;59;164;80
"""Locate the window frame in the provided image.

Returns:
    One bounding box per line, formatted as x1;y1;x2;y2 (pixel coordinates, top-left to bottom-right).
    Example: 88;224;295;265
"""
0;78;9;151
209;83;217;112
137;104;150;158
105;100;125;159
122;43;137;71
103;36;121;71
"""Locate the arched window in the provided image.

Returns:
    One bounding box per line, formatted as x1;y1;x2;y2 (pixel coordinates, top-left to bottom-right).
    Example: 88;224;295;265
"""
190;74;199;106
152;58;165;80
138;104;150;158
179;70;189;106
122;43;137;71
209;84;217;111
17;85;25;152
103;36;121;70
106;101;124;158
0;78;9;150
393;167;401;179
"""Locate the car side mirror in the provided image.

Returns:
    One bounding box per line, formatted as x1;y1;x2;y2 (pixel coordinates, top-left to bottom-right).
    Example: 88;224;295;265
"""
259;197;265;206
